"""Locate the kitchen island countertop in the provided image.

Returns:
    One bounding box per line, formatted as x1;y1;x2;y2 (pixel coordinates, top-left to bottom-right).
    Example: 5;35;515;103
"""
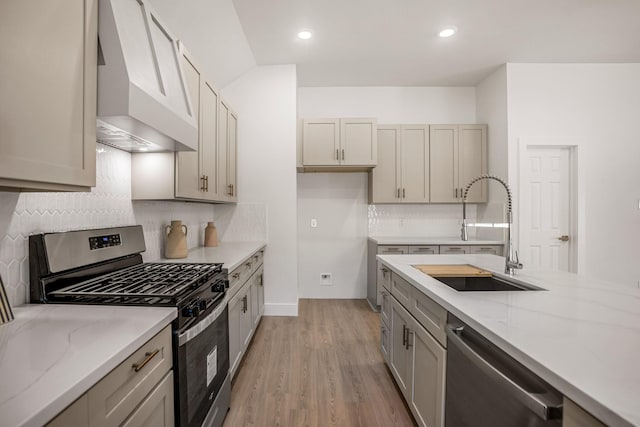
378;253;640;427
0;304;176;427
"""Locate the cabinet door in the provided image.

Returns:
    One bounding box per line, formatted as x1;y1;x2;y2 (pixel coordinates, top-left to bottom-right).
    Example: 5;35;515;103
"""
439;245;469;254
121;371;174;427
257;269;265;319
228;289;243;377
200;81;220;200
302;119;340;166
340;118;376;166
218;100;230;199
389;297;413;401
429;125;458;203
370;126;401;202
47;395;89;427
401;125;429;202
176;51;204;199
240;288;253;349
391;274;413;309
380;323;390;365
380;289;391;327
227;111;238;201
379;261;392;292
0;0;96;191
410;320;446;427
459;125;487;202
250;271;259;327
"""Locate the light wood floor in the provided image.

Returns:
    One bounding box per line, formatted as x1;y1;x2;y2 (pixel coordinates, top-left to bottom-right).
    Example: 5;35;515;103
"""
222;299;416;427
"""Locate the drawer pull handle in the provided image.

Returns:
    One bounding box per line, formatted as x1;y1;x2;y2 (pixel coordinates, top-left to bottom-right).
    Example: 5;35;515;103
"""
245;262;252;269
232;273;240;279
132;349;159;372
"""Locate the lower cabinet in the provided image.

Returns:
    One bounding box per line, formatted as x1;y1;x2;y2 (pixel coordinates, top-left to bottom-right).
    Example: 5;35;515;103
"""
47;326;174;427
228;253;265;380
387;280;446;427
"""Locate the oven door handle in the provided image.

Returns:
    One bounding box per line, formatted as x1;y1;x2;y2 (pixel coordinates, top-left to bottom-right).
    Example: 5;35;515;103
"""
178;295;228;346
446;325;563;420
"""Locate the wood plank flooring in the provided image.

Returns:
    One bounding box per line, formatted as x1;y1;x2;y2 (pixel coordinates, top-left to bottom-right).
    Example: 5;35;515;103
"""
223;299;416;427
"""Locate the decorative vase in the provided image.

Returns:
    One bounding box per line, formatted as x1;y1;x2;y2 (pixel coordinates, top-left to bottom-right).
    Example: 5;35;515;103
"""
204;222;218;247
165;220;188;259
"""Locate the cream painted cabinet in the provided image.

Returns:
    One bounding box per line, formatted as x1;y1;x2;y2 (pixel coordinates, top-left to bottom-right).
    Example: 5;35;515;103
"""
387;277;446;427
429;124;487;203
370;125;429;203
228;278;252;379
175;45;220;201
132;44;238;204
46;326;174;427
0;0;97;192
302;118;377;167
563;397;606;427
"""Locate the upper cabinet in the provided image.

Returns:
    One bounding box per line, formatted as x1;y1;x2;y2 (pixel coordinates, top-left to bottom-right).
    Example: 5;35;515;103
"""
131;44;238;204
0;0;97;191
369;125;429;203
301;118;377;170
429;124;487;203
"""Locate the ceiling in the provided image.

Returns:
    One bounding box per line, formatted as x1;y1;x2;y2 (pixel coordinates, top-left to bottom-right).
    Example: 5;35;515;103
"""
232;0;640;87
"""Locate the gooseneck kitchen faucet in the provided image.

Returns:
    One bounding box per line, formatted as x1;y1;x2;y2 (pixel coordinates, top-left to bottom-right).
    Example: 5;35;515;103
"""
461;174;523;275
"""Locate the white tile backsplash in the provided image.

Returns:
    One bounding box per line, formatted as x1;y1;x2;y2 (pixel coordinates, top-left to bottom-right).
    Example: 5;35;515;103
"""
368;203;478;237
0;144;265;307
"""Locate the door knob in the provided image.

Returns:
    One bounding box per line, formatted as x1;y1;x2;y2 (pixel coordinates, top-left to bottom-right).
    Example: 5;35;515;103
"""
557;235;570;242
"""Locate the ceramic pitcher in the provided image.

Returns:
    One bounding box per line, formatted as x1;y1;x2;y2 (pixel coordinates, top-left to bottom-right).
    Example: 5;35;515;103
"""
165;220;188;259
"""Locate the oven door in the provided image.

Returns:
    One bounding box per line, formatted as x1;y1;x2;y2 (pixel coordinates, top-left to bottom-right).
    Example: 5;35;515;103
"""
176;299;230;427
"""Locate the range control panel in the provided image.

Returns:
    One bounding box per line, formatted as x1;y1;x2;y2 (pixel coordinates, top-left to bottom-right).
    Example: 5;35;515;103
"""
89;234;122;250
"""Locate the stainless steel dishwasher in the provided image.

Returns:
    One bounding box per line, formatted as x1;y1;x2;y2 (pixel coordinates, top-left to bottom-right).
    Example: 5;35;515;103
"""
445;315;563;427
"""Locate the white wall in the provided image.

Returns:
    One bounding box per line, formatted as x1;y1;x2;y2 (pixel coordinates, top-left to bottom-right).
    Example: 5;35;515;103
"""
506;63;640;286
148;0;255;88
222;65;299;315
297;173;368;298
297;86;478;298
475;65;509;240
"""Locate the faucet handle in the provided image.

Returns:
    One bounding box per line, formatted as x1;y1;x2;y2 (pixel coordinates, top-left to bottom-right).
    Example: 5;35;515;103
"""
514;251;523;269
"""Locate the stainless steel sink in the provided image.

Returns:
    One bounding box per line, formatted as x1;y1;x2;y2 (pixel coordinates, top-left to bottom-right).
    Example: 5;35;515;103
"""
435;276;544;292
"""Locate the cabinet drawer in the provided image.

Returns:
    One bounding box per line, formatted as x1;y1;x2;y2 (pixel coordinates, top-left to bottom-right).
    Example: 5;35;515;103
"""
379;261;392;292
410;287;447;347
469;245;503;256
228;260;253;297
88;326;172;427
250;248;265;268
378;245;408;254
390;273;412;309
121;371;174;427
408;246;440;254
439;245;469;254
380;323;390;365
380;289;391;327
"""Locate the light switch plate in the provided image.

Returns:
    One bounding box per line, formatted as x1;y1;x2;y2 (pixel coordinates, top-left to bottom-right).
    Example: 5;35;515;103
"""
311;219;317;228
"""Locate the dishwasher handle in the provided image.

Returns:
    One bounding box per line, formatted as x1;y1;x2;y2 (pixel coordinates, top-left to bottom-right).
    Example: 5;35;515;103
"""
446;325;563;421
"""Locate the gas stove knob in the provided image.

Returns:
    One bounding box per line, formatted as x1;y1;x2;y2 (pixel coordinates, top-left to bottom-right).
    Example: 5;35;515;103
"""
192;305;200;317
211;280;226;293
182;306;194;318
199;300;207;311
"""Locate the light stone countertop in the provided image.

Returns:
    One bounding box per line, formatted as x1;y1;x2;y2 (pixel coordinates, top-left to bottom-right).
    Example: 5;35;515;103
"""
378;253;640;427
160;241;266;272
0;304;176;427
368;236;504;245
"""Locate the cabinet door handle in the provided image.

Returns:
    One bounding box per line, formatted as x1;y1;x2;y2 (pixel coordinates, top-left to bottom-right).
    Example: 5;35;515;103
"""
336;149;339;160
402;324;407;346
242;295;247;313
402;188;405;198
455;187;458;198
200;175;206;191
406;329;413;350
205;175;209;192
341;149;345;160
397;188;401;198
231;184;235;196
132;349;159;372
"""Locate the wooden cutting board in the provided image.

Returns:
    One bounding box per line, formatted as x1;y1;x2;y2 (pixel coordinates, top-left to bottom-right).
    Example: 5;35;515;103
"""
413;264;493;278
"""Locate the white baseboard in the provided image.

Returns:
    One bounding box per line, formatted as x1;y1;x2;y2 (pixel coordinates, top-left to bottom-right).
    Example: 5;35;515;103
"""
264;302;298;316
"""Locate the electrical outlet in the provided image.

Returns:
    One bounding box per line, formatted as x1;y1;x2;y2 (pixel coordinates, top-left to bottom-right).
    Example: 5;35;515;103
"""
311;218;317;228
320;273;332;285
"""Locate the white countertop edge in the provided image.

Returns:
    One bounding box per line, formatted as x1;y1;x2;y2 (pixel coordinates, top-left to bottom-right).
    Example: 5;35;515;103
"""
4;306;176;427
368;236;504;245
158;241;266;272
377;253;637;427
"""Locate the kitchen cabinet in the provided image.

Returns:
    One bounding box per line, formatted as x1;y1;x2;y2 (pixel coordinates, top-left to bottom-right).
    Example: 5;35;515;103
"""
409;246;440;254
0;0;97;192
47;326;174;427
388;276;446;427
439;245;469;255
563;397;606;427
370;125;429;203
429;125;487;203
227;247;265;379
469;245;503;255
301;118;377;167
218;101;238;202
131;45;238;204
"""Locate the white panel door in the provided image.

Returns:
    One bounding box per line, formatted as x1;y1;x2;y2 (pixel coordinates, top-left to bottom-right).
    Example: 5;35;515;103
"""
522;147;571;271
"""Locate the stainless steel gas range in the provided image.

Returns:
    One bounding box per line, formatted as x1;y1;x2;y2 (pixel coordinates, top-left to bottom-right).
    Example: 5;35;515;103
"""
29;225;230;427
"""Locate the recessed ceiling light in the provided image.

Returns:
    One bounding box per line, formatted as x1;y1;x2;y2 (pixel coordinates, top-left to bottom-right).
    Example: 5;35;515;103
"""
298;30;312;40
439;26;457;38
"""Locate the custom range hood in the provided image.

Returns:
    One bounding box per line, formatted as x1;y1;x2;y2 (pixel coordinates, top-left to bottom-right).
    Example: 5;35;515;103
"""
97;0;197;152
